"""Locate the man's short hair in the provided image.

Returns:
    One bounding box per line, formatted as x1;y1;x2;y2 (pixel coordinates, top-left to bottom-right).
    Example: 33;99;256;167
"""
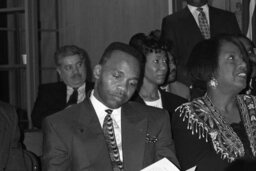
54;45;88;66
99;42;144;67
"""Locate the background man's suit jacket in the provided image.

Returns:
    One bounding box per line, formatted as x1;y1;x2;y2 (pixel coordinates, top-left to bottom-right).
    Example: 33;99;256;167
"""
32;81;93;128
42;98;180;171
131;90;187;121
0;101;27;170
161;6;241;85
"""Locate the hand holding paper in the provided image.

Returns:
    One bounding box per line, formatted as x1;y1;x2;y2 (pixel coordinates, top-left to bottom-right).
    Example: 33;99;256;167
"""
141;158;180;171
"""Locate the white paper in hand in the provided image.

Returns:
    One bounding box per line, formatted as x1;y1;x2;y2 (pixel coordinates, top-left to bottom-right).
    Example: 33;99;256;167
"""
186;166;197;171
141;158;180;171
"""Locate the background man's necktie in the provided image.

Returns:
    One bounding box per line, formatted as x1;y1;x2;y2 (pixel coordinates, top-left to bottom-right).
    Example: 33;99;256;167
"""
197;8;210;39
103;109;123;171
67;88;78;105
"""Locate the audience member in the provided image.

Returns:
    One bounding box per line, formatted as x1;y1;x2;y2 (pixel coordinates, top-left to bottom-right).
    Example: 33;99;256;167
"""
172;35;256;171
236;34;256;95
31;45;93;128
0;101;30;170
161;51;191;100
147;29;190;100
42;42;180;171
161;0;241;86
129;32;187;122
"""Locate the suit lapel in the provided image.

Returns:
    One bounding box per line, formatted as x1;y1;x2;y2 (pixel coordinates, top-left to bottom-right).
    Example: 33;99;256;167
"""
73;99;112;169
122;102;147;171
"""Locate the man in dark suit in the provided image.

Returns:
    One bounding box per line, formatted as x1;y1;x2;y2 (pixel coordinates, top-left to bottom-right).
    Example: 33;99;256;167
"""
0;101;28;170
32;45;93;128
42;42;180;171
161;0;241;86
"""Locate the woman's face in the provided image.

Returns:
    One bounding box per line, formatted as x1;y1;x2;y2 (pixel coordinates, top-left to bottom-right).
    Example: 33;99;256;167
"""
144;51;168;86
215;41;247;92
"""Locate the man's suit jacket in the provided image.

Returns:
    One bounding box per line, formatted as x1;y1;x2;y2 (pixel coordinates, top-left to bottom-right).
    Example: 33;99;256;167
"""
32;81;93;128
161;6;241;85
131;90;187;121
0;101;27;170
42;98;180;171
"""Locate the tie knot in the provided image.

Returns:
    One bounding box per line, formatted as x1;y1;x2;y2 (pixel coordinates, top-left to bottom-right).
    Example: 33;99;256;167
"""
105;109;113;115
197;7;203;12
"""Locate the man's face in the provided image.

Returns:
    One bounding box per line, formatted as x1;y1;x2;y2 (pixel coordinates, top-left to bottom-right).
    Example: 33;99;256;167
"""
186;0;207;7
93;50;140;109
167;53;177;83
57;54;87;88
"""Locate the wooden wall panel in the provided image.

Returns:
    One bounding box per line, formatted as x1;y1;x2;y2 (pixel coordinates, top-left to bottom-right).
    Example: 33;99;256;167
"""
58;0;168;79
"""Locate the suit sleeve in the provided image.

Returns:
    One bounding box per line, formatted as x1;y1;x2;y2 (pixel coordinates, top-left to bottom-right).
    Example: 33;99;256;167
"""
32;85;51;128
5;106;27;171
155;110;180;169
161;17;178;59
42;118;70;171
229;13;241;34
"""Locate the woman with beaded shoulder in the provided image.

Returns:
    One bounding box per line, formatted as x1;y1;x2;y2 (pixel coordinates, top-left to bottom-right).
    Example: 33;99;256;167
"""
172;35;256;171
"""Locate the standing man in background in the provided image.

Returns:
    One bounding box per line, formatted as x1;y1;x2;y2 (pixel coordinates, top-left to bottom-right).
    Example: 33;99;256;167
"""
32;45;93;128
161;0;241;87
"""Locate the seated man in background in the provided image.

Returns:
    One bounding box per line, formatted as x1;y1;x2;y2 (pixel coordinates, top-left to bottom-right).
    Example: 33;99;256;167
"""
42;42;180;171
0;101;29;170
32;45;93;128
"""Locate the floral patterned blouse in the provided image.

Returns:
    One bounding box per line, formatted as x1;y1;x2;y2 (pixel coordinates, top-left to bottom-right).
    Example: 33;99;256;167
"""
172;94;256;171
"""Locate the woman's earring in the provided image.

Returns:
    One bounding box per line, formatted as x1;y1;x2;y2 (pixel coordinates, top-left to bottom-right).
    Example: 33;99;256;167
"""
209;77;218;89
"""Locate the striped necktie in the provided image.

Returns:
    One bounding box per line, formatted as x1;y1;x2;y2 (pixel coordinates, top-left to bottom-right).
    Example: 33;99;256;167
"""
197;7;210;39
103;109;123;171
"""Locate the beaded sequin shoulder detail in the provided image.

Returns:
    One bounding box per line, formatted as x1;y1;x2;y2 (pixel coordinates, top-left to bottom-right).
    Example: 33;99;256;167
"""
175;94;256;162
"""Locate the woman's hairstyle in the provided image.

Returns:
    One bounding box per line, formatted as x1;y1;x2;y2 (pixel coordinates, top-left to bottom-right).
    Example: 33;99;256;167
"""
129;31;170;60
187;34;249;87
235;33;256;49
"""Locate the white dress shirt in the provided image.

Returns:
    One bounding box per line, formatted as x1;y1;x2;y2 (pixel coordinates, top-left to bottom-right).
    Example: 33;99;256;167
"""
90;90;123;161
187;4;210;28
66;83;86;104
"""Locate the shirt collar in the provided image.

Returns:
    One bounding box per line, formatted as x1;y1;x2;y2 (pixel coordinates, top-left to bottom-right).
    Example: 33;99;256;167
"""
67;82;86;93
187;4;209;15
90;90;121;117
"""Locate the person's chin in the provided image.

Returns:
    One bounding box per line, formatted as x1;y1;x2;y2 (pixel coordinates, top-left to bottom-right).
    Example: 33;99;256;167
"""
106;101;123;109
234;81;247;91
70;81;83;88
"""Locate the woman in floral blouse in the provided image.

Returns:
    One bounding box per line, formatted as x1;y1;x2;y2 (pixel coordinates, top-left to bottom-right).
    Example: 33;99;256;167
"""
172;35;256;171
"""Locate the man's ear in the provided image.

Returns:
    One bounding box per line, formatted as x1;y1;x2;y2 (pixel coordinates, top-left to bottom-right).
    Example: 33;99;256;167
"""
56;67;63;81
93;64;102;79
